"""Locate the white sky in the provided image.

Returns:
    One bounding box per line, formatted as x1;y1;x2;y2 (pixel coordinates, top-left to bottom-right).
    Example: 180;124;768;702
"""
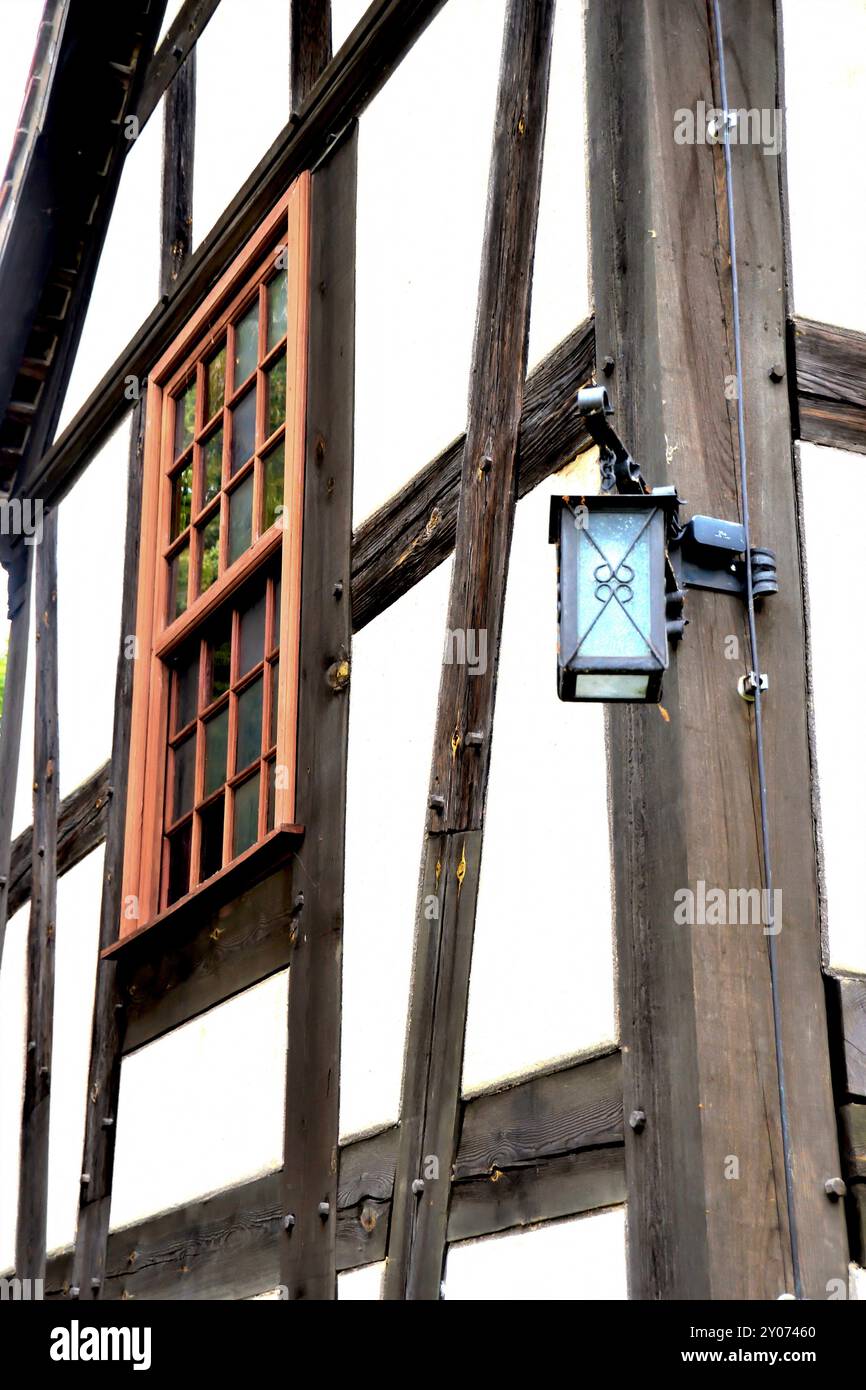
0;0;864;1296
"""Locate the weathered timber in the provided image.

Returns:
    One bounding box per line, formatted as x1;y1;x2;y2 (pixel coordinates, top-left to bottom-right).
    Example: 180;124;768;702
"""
71;399;145;1298
386;0;556;1302
0;549;33;968
587;0;848;1297
351;317;595;631
15;0;447;514
160;54;196;294
15;509;58;1282
291;0;332;110
792;317;866;455
135;0;222;130
834;975;866;1100
73;41;200;1298
839;1103;866;1179
36;1050;621;1298
280;124;358;1301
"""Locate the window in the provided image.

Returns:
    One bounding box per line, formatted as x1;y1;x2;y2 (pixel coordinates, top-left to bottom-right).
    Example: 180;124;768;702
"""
121;177;310;939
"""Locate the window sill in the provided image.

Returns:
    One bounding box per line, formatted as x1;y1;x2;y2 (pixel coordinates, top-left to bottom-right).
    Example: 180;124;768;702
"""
102;822;304;959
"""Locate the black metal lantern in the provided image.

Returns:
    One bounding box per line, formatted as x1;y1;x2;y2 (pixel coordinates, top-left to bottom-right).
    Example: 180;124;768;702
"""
549;493;679;703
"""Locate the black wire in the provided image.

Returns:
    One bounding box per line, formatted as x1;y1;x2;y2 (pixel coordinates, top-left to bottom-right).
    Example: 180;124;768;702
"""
710;0;804;1301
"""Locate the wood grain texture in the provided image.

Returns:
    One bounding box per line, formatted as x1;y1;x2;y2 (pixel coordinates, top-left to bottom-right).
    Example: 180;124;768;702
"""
159;53;196;294
351;318;595;631
280;126;357;1300
15;509;58;1282
135;0;221;130
587;0;848;1299
16;0;447;514
7;762;110;920
35;1050;621;1298
835;975;866;1100
0;548;33;969
386;0;556;1301
291;0;332;110
792;316;866;455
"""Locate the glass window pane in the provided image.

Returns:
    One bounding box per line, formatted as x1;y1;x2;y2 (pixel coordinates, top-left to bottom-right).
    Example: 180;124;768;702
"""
263;440;284;531
202;427;223;504
266;758;276;830
265;353;286;437
199;795;225;882
233;772;260;857
171;732;196;823
269;660;278;748
173;646;199;731
171;460;193;539
266;267;288;350
230;387;257;474
169;544;190;621
174;380;196;456
199;512;220;594
166;819;192;906
207;612;232;701
236;675;263;773
238;588;266;675
206;344;226;418
204;705;228;797
234;298;259;386
228;473;254;565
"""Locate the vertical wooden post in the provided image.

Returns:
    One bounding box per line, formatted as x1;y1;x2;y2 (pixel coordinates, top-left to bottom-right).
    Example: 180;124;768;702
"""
0;549;33;971
290;0;332;111
384;0;556;1302
279;124;357;1302
71;51;196;1300
585;0;848;1298
15;508;58;1282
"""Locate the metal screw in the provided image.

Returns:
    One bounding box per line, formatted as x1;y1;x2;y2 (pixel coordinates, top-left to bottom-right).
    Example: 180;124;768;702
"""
332;580;343;599
464;731;484;747
80;1172;91;1186
628;1109;647;1133
479;455;493;474
318;1201;330;1219
428;794;445;812
101;1117;114;1130
412;1178;425;1195
824;1176;846;1199
39;1065;49;1079
90;1277;101;1292
69;1285;80;1299
602;355;615;377
769;363;785;383
283;1213;295;1231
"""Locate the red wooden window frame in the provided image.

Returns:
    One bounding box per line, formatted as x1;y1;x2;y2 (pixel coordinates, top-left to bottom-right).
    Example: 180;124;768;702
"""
120;176;310;941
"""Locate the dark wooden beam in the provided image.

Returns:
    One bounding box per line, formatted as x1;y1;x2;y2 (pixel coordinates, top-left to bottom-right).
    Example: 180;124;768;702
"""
829;973;866;1102
280;125;358;1300
385;0;556;1302
791;316;866;455
586;0;848;1298
135;0;222;130
0;549;33;968
7;760;109;921
72;41;199;1301
14;0;447;515
351;317;595;631
37;1050;622;1299
291;0;332;111
15;509;58;1282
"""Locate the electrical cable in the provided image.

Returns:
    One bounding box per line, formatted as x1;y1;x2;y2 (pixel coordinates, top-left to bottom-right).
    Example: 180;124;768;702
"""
710;0;804;1301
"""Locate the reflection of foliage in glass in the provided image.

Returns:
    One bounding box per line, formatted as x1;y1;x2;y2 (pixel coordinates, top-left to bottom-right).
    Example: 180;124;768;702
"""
206;346;226;418
267;355;286;436
267;268;288;350
263;442;284;530
174;380;197;456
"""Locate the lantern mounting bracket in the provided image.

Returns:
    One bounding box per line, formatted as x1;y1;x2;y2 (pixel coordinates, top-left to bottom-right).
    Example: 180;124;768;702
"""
576;387;778;606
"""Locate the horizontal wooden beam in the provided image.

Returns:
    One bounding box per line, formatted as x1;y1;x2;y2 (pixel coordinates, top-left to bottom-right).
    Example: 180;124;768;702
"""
352;316;595;630
7;317;595;925
7;763;110;920
38;1049;622;1298
832;974;866;1101
791;316;866;455
15;0;447;514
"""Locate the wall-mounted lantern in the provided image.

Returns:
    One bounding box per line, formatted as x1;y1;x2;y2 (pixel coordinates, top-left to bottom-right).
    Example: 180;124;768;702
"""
549;388;777;704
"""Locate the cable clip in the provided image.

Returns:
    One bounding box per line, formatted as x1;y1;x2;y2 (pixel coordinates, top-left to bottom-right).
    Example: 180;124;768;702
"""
738;671;768;701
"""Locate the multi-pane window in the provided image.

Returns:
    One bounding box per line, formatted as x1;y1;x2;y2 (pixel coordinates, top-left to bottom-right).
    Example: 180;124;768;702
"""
121;178;310;937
